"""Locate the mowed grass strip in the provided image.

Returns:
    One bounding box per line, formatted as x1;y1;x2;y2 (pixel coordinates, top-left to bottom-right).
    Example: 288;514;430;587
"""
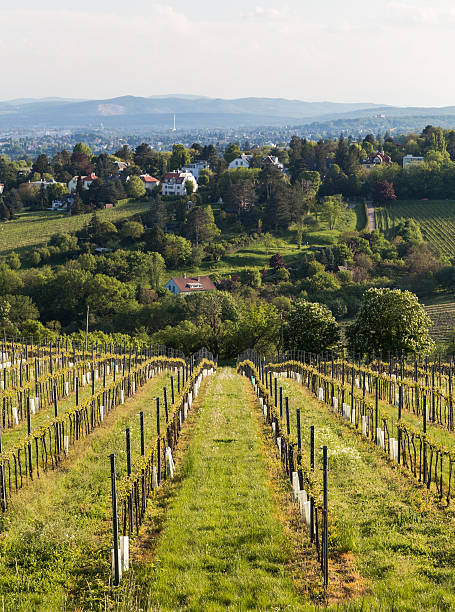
134;368;303;610
275;375;455;611
0;370;172;611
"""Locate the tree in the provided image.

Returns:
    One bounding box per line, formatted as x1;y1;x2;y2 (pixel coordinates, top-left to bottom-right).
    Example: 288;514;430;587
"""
32;154;49;177
239;267;262;288
6;253;21;270
347;288;435;356
372;180;396;204
149;252;165;291
4;189;22;216
126;176;146;199
224;180;255;215
270;253;285;270
224;302;280;357
86;274;133;317
0;202;10;220
170;144;190;171
121;221;144;241
224;143;242;164
164;235;192;268
319;194;348;230
284;300;340;354
184;205;220;245
73;142;93;159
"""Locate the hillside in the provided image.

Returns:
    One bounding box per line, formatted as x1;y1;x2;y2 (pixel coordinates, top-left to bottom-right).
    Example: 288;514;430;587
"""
0;199;151;257
3;95;455;131
375;200;455;257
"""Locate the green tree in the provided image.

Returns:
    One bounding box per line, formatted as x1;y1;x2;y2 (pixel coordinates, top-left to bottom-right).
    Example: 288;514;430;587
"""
224;143;242;164
0;263;23;294
284;300;340;354
170;144;190;171
239;267;262;288
6;252;21;270
184;205;220;245
347;288;435;356
319;194;348;230
73;142;93;158
164;235;192;268
126;176;146;199
121;221;144;241
86;274;133;317
149;252;166;291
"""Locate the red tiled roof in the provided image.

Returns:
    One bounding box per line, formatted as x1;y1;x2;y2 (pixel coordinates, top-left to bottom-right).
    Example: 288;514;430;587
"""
170;276;216;292
141;175;160;183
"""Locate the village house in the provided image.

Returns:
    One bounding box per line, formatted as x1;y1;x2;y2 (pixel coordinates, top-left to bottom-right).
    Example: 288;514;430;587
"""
402;154;424;168
68;173;98;193
181;160;209;180
0;184;4;195
25;179;65;190
228;154;253;170
161;171;198;197
165;274;216;295
139;174;160;192
262;155;285;171
362;151;392;169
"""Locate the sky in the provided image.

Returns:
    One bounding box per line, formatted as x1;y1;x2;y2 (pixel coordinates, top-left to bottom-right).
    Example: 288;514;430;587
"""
0;0;453;106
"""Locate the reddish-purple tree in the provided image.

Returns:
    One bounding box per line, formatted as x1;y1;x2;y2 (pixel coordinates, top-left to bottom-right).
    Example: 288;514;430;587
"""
372;180;397;204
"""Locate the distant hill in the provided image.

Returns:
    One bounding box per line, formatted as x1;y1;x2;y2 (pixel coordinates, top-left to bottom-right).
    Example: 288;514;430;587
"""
1;95;455;131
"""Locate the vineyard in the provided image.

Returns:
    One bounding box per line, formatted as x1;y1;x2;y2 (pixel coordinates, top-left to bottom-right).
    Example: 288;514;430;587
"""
375;199;455;257
0;199;151;256
0;340;455;609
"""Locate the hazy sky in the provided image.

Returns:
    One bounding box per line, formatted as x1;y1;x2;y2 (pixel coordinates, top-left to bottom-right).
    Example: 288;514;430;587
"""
0;0;453;105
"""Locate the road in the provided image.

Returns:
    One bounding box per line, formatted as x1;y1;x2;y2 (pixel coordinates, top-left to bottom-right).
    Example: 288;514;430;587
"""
366;200;376;231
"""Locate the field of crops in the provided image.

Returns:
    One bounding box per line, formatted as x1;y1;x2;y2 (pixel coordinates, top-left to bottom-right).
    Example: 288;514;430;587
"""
0;199;152;256
375;199;455;257
3;340;455;609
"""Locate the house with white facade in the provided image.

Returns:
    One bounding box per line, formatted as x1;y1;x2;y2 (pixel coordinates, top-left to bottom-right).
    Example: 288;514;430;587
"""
403;154;425;168
181;161;209;180
228;155;253;170
68;173;98;193
162;171;198;197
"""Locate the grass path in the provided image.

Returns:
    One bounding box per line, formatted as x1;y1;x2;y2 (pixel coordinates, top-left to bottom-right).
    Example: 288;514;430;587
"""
0;370;173;610
127;368;305;610
275;374;455;611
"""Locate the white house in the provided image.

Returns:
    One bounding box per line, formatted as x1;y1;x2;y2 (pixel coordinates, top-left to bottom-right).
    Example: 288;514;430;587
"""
228;154;252;170
403;154;424;169
68;173;98;193
181;161;209;180
162;171;198;197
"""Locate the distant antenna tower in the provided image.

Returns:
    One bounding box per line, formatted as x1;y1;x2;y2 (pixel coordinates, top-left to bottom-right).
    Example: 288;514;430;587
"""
172;114;176;131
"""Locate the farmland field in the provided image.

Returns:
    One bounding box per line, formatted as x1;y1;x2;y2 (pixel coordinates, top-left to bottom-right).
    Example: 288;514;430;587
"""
375;200;455;257
0;199;152;256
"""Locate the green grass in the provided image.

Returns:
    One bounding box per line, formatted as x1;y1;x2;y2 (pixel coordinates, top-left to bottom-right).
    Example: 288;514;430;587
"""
275;374;455;610
124;368;304;610
375;200;455;257
0;370;172;610
0;199;152;257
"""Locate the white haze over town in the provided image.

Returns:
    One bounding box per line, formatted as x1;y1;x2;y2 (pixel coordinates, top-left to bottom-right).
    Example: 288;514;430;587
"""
0;0;453;107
